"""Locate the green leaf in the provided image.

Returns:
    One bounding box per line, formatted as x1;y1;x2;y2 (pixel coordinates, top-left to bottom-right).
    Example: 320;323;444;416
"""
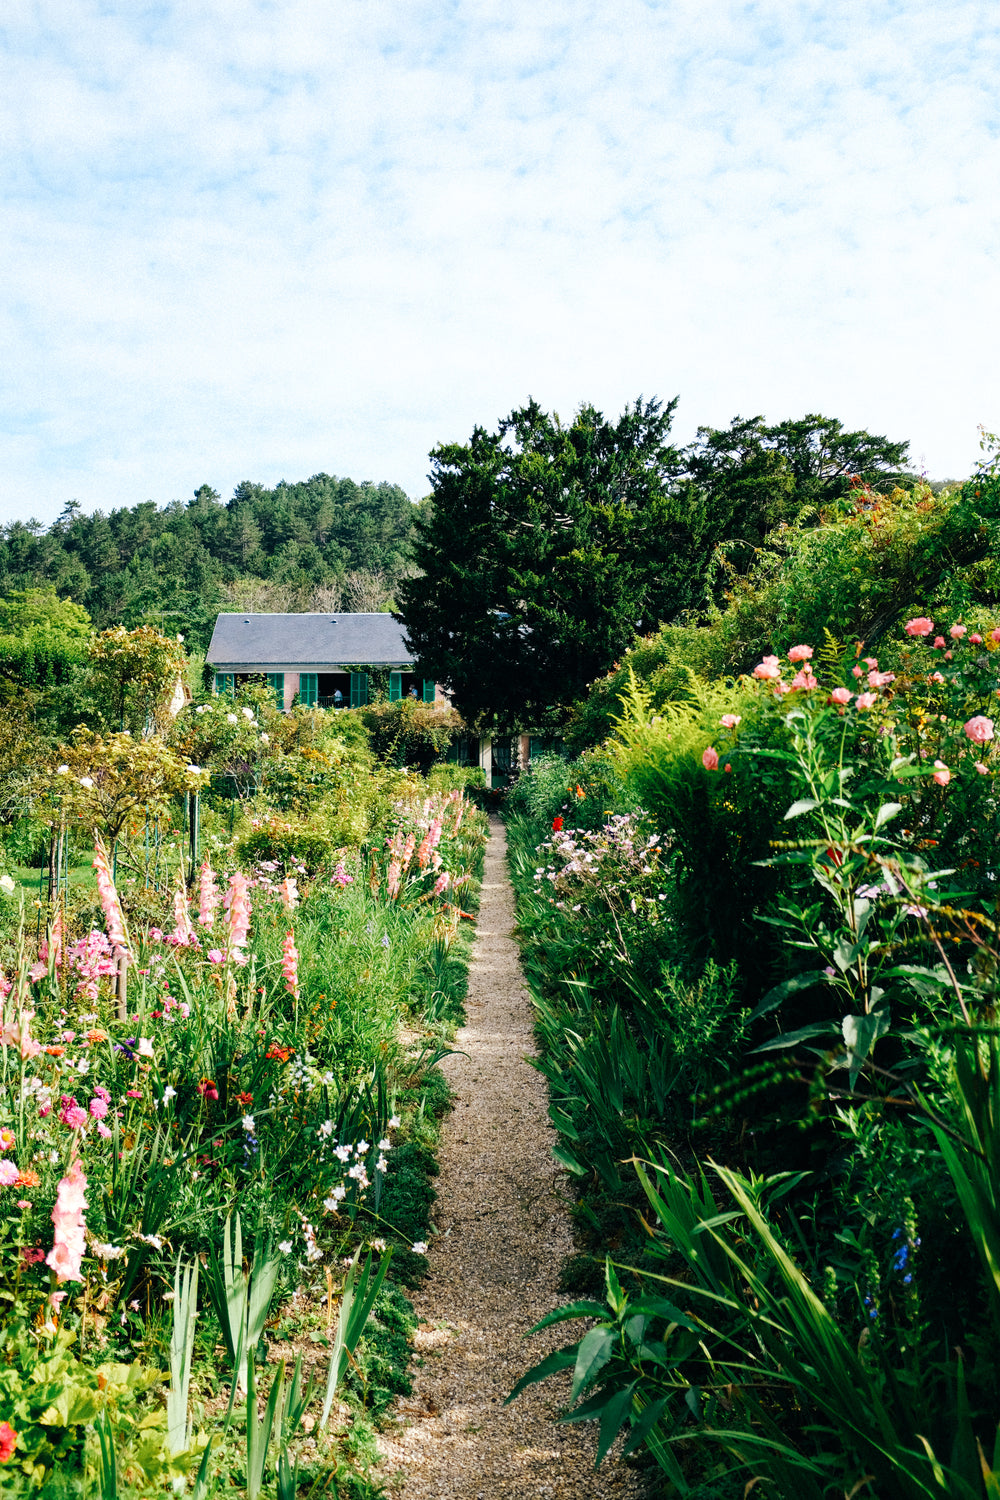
571;1326;615;1402
506;1347;577;1404
874;800;902;829
841;1011;889;1090
749;970;827;1022
526;1300;609;1334
596;1385;637;1466
784;798;819;819
754;1022;836;1053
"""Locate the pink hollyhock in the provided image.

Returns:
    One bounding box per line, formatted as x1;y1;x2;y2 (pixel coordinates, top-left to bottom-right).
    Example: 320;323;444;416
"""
702;746;719;771
790;669;818;691
753;655;782;679
787;644;814;663
282;931;300;1001
92;835;129;953
904;617;934;636
950;623;967;638
829;687;853;705
856;692;878;710
45;1157;87;1283
198;861;220;928
719;714;742;729
933;760;951;786
964;715;995;744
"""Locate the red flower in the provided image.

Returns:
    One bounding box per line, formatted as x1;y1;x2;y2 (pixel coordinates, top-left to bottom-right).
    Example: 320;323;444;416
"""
552;816;564;832
0;1421;16;1463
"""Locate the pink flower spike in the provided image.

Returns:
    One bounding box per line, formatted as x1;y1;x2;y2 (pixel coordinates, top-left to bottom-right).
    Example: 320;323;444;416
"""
46;1157;87;1284
933;760;951;786
964;715;995;744
787;644;814;663
856;692;878;710
790;669;818;691
950;623;967;638
829;687;853;705
904;617;934;637
701;746;719;771
752;655;782;680
197;861;220;929
282;931;300;1001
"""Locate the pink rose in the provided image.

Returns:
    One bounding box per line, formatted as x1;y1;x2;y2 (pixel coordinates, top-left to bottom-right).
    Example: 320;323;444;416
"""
932;636;946;649
928;671;944;684
206;949;225;965
719;714;742;729
829;688;852;705
904;617;934;637
752;656;782;680
702;746;719;771
787;644;814;663
773;680;790;696
971;634;983;644
950;623;967;639
933;760;951;786
856;692;878;710
964;715;994;744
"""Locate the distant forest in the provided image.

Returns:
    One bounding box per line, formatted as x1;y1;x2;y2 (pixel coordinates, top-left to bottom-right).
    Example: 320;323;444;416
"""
0;476;424;653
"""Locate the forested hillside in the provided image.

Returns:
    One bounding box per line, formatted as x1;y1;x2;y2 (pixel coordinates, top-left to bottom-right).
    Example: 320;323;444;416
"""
0;475;423;652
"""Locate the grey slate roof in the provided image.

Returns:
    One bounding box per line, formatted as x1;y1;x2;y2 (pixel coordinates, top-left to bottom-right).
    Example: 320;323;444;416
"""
206;613;414;670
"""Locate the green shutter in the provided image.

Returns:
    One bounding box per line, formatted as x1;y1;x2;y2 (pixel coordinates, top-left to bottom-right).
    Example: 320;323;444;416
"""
389;672;402;702
422;678;436;703
265;672;284;709
350;671;369;707
299;673;318;707
215;672;234;698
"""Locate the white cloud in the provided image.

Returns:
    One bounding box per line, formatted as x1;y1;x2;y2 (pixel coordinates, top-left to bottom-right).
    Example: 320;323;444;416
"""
0;0;997;524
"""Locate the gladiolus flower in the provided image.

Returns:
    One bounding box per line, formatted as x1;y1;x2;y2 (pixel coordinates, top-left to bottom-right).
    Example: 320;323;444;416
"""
787;644;814;662
950;623;967;638
198;861;220;928
790;669;818;691
856;692;878;710
45;1157;87;1283
224;872;252;962
702;746;719;771
753;655;782;679
933;760;951;785
92;834;129;954
279;876;299;911
829;687;853;705
282;931;300;1001
964;715;994;744
719;714;742;729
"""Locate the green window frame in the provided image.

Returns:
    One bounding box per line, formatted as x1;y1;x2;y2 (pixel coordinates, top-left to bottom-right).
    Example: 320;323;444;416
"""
389;672;403;702
299;673;318;707
422;678;436;703
350;671;369;708
265;672;284;709
215;672;235;698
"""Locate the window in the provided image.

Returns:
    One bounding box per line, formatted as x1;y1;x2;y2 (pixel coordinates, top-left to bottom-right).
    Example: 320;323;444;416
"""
214;672;235;697
299;673;318;707
350;671;369;707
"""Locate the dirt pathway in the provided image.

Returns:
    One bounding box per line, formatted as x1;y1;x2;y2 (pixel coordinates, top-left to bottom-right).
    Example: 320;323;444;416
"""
378;819;646;1499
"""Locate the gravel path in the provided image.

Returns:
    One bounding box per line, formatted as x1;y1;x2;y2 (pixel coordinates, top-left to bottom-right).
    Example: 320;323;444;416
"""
378;818;647;1499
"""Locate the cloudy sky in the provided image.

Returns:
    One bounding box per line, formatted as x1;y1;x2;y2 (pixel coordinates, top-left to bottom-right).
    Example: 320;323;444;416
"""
2;0;998;525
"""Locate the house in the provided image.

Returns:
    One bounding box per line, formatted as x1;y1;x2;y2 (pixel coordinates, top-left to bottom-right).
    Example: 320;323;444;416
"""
205;612;438;711
205;610;556;787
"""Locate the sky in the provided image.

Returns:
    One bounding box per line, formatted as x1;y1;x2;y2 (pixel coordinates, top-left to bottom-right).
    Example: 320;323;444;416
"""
1;0;998;527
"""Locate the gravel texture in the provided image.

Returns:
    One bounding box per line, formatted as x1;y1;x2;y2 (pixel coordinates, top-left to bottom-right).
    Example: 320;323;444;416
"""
377;818;647;1499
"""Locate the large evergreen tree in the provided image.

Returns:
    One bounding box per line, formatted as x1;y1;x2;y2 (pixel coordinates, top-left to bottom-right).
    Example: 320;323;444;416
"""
397;398;691;730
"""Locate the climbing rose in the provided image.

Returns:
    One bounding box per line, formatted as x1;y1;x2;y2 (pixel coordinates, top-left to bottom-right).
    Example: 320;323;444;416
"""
787;644;814;662
702;747;719;771
964;715;994;744
46;1158;87;1283
904;617;934;636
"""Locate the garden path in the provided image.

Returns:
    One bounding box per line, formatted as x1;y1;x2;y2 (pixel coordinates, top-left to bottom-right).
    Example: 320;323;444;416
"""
377;817;646;1499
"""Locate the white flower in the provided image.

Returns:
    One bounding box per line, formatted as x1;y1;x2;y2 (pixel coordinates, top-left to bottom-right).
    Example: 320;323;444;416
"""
242;706;255;719
377;1138;391;1151
226;713;238;724
318;1120;334;1138
76;1059;90;1075
56;764;69;775
79;776;94;789
242;1115;255;1132
411;1241;428;1254
187;764;202;775
195;705;206;714
177;634;184;642
388;1115;401;1129
162;1086;177;1102
376;1155;388;1172
138;1233;163;1250
260;733;269;745
278;1240;293;1254
0;875;15;896
334;1144;351;1163
137;1038;154;1059
370;1237;386;1252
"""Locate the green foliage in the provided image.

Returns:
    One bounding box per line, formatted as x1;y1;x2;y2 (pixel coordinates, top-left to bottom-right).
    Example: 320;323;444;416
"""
0;589;93;691
359;697;464;770
398;396;690;730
